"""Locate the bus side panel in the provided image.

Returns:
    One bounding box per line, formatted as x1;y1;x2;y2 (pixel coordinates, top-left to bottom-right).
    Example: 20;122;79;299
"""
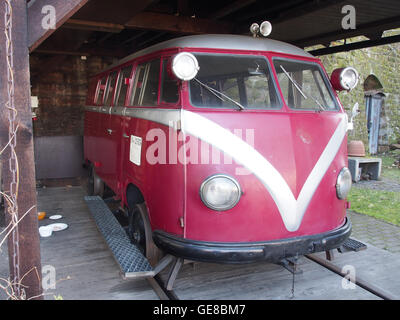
84;110;98;164
120;115;185;237
84;78;100;164
94;111;111;180
103;111;124;193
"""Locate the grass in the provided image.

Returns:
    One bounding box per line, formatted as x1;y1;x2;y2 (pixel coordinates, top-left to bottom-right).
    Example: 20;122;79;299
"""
379;151;400;181
348;151;400;226
348;188;400;226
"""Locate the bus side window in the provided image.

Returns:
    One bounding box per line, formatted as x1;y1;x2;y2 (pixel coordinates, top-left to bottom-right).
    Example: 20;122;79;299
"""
131;64;146;106
141;59;161;106
161;58;179;104
95;76;107;105
104;71;118;106
114;65;133;106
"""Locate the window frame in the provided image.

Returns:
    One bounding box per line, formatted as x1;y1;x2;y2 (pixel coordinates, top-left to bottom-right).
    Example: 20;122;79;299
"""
113;64;134;107
103;70;119;107
188;53;282;111
128;58;162;107
159;56;181;107
272;57;340;112
94;75;108;106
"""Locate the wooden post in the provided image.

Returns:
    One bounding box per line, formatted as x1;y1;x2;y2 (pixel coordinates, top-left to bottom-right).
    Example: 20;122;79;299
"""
0;0;42;300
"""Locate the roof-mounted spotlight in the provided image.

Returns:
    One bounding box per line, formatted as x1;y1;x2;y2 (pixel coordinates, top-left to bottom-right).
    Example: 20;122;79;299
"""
250;21;272;38
259;21;272;37
250;23;259;37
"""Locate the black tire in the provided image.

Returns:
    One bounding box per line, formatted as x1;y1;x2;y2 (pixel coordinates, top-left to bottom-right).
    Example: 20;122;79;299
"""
126;187;163;266
87;165;95;196
87;165;104;197
128;204;146;254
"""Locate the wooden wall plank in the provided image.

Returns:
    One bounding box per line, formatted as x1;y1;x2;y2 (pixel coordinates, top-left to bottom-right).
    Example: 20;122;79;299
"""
0;0;42;299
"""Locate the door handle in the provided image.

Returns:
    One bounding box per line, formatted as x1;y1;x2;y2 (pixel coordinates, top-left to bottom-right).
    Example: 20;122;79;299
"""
123;134;129;139
107;129;113;134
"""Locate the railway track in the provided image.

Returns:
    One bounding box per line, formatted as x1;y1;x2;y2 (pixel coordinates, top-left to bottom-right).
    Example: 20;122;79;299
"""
147;250;398;301
305;253;398;300
148;275;180;300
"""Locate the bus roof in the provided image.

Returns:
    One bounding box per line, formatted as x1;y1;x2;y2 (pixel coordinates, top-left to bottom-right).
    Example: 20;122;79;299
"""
102;34;314;73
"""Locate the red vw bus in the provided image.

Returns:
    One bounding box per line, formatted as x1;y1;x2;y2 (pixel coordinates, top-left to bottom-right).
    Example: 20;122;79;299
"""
84;33;357;265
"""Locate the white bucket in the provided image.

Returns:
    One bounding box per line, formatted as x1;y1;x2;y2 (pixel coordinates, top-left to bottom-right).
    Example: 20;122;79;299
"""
39;226;53;238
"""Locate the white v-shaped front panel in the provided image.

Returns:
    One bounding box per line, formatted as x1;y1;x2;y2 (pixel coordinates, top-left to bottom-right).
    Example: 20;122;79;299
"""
181;110;347;232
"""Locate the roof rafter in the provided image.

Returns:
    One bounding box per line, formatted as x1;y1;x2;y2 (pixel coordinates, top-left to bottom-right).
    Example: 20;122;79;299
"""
28;0;89;52
124;12;234;34
309;34;400;56
295;15;400;47
208;0;257;20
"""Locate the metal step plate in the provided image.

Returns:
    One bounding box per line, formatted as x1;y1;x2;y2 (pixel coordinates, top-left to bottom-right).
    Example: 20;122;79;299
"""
84;196;153;278
342;238;367;252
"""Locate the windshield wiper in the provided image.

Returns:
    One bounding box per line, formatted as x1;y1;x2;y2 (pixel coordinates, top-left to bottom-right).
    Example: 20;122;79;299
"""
193;78;245;111
280;65;325;111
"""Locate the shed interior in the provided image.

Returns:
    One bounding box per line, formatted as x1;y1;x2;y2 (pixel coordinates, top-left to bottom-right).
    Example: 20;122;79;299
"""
27;0;400;180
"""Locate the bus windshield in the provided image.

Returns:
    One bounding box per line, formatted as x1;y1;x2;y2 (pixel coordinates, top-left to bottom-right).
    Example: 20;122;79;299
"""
273;58;339;111
189;54;281;110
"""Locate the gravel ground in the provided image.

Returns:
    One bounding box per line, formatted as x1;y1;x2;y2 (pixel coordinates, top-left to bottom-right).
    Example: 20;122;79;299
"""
352;176;400;192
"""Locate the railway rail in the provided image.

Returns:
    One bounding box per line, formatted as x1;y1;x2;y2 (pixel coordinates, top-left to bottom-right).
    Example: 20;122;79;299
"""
147;249;399;301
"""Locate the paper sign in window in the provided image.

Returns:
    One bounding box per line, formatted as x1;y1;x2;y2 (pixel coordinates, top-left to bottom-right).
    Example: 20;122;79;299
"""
130;135;142;166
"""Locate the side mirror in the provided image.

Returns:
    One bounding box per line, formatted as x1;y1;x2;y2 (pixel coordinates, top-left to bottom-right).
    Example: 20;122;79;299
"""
347;102;359;131
351;102;359;120
330;67;359;91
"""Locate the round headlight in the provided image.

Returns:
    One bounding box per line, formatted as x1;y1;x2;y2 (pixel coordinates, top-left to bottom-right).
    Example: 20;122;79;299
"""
340;67;359;91
200;175;241;211
336;167;352;199
330;67;359;91
172;52;199;81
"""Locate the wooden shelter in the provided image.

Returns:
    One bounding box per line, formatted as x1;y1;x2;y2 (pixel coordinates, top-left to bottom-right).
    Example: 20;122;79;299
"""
0;0;400;299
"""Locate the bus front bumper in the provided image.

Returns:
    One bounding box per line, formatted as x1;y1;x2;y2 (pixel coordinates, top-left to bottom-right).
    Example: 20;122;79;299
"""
153;218;351;264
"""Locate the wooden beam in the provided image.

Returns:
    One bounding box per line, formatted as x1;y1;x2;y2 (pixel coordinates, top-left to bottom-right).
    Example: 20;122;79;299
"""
0;0;42;300
235;0;346;34
28;0;89;52
34;47;127;58
271;0;346;24
71;0;160;24
235;0;305;22
177;0;191;16
208;0;257;20
308;34;400;56
124;12;234;34
62;19;124;33
135;32;167;50
122;31;148;45
295;15;400;48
